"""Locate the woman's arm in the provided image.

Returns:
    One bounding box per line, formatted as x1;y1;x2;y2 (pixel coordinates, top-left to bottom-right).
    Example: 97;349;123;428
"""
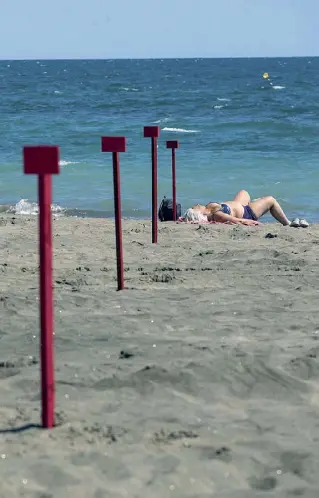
209;211;261;225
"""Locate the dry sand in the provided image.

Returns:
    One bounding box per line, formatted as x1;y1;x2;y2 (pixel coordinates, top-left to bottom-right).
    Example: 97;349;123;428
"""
1;213;319;497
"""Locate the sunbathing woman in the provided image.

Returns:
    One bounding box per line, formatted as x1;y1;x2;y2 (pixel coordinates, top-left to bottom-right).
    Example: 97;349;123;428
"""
184;190;309;227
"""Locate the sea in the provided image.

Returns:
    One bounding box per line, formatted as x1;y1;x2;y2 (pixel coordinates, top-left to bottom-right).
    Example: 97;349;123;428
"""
0;57;319;221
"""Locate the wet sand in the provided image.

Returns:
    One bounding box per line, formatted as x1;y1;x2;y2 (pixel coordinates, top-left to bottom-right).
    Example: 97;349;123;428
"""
1;213;319;497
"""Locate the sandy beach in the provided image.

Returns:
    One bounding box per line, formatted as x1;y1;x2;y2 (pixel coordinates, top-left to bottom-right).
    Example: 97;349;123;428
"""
1;213;319;497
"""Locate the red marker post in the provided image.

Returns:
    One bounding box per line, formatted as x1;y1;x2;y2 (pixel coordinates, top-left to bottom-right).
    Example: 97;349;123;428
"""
23;145;60;429
166;140;179;221
101;136;126;291
143;126;160;243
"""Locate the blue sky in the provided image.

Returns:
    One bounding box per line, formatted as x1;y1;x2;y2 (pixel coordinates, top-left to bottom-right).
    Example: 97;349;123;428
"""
1;0;318;59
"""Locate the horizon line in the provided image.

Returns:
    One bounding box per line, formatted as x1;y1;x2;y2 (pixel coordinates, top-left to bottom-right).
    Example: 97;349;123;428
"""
0;55;318;62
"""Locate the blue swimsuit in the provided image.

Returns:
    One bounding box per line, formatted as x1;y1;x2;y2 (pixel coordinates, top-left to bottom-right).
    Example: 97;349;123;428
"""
214;203;258;221
218;203;232;215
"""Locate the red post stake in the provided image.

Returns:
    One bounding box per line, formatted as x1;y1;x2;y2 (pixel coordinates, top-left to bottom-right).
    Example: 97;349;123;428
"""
166;140;179;221
143;126;160;243
23;145;60;429
101;136;126;291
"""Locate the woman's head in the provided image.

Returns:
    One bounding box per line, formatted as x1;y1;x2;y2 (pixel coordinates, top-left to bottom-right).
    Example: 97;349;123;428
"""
183;202;222;223
183;208;208;223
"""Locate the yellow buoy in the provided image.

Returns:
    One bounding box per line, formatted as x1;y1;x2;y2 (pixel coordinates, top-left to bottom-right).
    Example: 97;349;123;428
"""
263;72;269;79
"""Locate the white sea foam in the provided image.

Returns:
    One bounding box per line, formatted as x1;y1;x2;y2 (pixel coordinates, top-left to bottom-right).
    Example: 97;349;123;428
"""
154;117;171;124
54;90;63;94
217;98;230;101
122;87;139;92
59;160;80;167
214;105;224;109
9;199;64;216
162;127;199;133
273;85;285;90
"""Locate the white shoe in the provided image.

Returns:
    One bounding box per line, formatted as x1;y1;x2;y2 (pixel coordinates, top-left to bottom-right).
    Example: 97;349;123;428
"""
299;219;309;228
290;218;300;227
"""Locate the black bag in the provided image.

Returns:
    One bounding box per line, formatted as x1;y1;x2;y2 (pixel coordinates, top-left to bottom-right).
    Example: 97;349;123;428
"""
158;196;181;221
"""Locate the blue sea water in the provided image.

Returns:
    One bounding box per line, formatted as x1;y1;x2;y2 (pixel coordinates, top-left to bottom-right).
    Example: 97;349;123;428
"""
0;57;319;221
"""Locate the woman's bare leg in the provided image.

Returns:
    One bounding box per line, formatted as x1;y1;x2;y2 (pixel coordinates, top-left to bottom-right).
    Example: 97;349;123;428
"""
249;196;290;225
233;190;251;205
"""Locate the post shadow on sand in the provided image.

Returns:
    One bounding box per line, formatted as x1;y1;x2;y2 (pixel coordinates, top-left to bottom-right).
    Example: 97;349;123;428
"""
0;423;41;434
